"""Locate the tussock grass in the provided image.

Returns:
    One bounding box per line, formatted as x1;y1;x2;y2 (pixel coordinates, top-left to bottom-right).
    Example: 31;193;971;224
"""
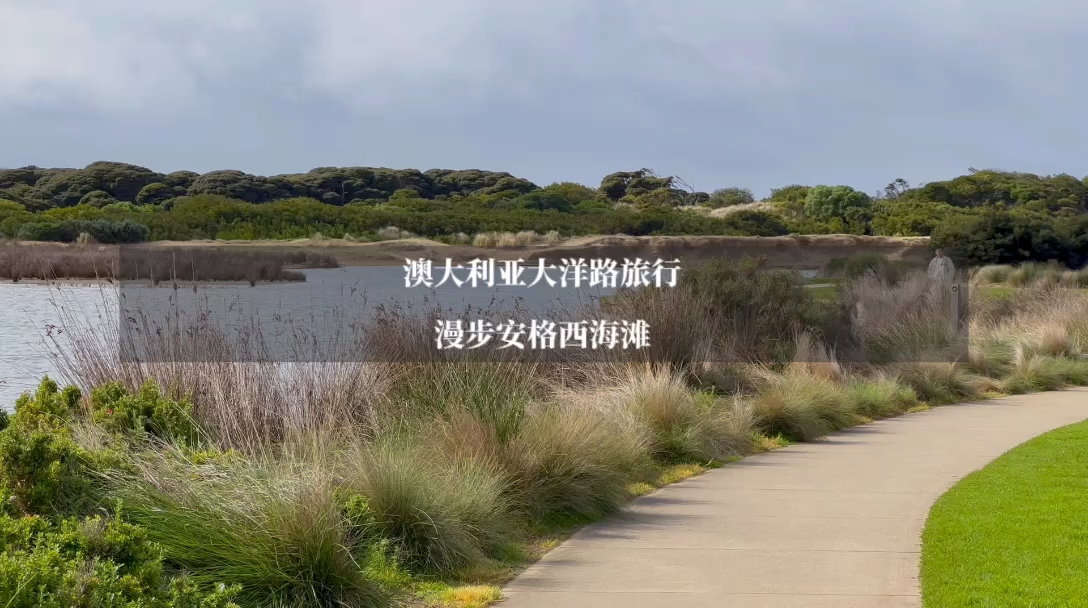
788;332;844;382
845;271;966;364
894;362;979;405
342;439;515;576
999;349;1088;394
377;361;540;444
846;374;919;419
974;262;1088;289
580;367;753;463
972;264;1014;285
966;338;1015;378
114;453;391;608
500;405;650;525
750;370;857;442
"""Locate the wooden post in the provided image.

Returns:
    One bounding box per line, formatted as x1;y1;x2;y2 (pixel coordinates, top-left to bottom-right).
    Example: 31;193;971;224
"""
950;284;961;335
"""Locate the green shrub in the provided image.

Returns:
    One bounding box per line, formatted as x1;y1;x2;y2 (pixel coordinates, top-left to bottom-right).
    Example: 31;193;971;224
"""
340;493;379;541
16;219;150;243
0;512;240;608
0;378;93;516
803;185;871;222
718;210;790;236
707;187;755;208
768;185;811;204
90;381;200;445
931;208;1085;268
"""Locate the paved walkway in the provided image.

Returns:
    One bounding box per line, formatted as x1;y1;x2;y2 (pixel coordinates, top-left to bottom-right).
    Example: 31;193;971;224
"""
501;388;1088;607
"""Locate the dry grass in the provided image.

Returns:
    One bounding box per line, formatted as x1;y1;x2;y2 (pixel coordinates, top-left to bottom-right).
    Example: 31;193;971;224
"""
422;585;503;608
970;286;1088;359
0;240;337;283
973;263;1088;289
471;231;544;248
377;226;415;241
788;331;844;382
706;201;779;217
750;370;857;441
843;270;967;364
49;288;381;451
576;367;753;463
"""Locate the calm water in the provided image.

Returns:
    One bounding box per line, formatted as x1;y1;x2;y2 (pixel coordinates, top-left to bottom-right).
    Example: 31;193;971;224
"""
0;283;105;408
0;265;820;409
0;266;617;408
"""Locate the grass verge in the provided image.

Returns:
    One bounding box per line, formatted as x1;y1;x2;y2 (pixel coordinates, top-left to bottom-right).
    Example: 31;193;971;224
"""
920;419;1088;607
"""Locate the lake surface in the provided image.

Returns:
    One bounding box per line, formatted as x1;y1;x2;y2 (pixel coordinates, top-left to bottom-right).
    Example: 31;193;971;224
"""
0;265;617;408
0;265;821;409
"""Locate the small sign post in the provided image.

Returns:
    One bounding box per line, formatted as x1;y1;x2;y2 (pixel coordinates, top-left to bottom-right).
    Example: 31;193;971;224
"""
950;284;961;335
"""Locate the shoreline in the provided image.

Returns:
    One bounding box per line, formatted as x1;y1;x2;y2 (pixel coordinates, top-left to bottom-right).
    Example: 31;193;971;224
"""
0;278;308;286
0;235;933;283
150;233;933;269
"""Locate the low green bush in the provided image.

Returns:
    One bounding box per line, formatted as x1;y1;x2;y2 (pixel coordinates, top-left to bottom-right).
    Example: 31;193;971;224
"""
90;381;200;445
0;512;239;608
16;219;150;243
0;378;94;517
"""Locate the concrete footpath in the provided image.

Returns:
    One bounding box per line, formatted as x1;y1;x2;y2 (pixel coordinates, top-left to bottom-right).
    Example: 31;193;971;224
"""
501;388;1088;608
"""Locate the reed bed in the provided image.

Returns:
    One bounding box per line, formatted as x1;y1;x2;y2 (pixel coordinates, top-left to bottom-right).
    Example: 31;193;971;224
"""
0;240;337;283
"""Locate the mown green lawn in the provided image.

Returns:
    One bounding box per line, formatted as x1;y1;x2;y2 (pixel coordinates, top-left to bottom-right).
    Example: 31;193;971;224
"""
921;419;1088;607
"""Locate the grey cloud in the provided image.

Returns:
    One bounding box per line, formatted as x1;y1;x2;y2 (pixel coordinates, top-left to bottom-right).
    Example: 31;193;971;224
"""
0;0;1085;195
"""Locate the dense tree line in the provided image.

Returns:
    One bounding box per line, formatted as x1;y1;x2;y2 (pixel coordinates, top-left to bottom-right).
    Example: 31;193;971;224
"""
1;162;1087;266
0;194;789;242
0;162;539;210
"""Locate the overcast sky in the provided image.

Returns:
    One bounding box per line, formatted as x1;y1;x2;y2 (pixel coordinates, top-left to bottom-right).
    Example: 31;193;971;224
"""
2;1;1085;197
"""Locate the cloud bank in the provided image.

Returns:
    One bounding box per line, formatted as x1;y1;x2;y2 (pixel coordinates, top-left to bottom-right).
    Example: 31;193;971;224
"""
2;0;1085;194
